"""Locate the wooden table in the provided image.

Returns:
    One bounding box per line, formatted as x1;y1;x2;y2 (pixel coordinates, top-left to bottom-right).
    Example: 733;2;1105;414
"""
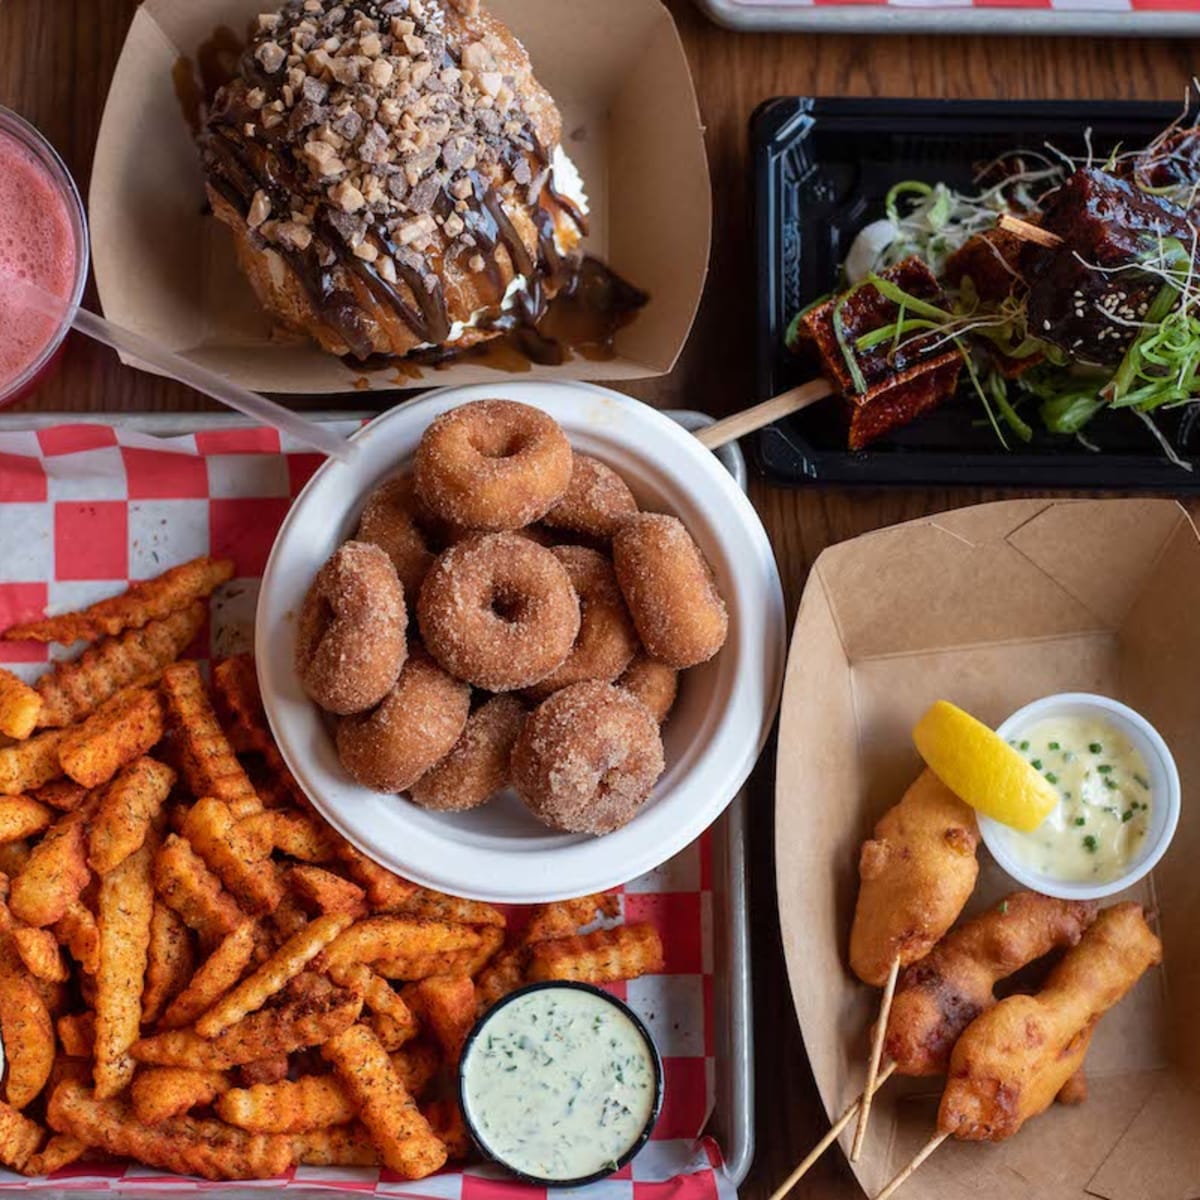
2;3;1196;1196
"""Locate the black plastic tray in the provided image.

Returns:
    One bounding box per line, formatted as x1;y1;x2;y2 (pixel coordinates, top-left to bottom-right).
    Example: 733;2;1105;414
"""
753;97;1200;489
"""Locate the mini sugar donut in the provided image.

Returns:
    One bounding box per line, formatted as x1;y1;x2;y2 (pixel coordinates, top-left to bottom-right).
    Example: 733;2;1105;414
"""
413;399;574;531
616;654;679;723
295;541;407;715
612;514;729;669
409;694;526;812
511;681;665;835
336;647;470;793
542;454;638;541
355;474;440;599
417;533;580;691
524;546;638;701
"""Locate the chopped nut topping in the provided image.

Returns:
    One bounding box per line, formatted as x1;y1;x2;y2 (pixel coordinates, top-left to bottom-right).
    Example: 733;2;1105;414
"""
331;180;367;213
256;41;286;74
353;239;379;262
468;253;486;273
247;189;272;229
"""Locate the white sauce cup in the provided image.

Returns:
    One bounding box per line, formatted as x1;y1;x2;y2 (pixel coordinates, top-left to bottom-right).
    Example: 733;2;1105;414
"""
978;692;1180;901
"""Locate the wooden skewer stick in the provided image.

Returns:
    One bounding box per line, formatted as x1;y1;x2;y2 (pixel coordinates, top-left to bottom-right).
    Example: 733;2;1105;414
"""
851;955;901;1162
996;212;1064;249
694;378;834;450
768;1061;899;1200
874;1132;950;1200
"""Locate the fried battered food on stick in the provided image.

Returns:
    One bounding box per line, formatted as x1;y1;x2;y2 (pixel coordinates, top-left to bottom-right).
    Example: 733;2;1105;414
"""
4;557;233;645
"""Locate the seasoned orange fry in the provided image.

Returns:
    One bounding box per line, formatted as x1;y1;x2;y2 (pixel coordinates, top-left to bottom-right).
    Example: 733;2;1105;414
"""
323;1023;447;1179
335;842;416;910
397;888;505;928
31;779;88;812
134;985;362;1069
0;797;53;843
153;833;244;945
403;974;475;1064
527;922;664;984
181;796;281;915
142;903;194;1026
53;902;99;975
0;1098;44;1171
159;921;258;1031
10;801;94;928
238;1054;291;1086
289;865;367;918
0;841;30;878
88;756;175;874
319;916;482;973
217;1073;356;1134
524;892;621;943
195;912;352;1038
0;948;55;1107
242;809;336;862
12;924;69;983
131;1066;230;1124
474;946;527;1014
21;1132;88;1177
47;1080;295;1182
56;1012;95;1059
0;670;41;740
161;662;260;817
327;961;419;1048
293;1123;379;1167
376;925;504;981
0;729;66;796
94;837;155;1098
59;689;164;790
6;558;234;646
36;603;204;728
424;1097;470;1160
392;1040;441;1097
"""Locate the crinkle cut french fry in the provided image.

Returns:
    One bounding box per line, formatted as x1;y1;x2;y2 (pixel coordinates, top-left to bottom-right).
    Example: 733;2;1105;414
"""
241;809;336;862
289;865;367;918
58;689;164;790
396;887;505;928
318;916;482;973
523;892;621;943
153;833;244;946
130;1066;230;1124
142;902;194;1026
322;1023;447;1179
0;797;53;843
217;1073;356;1134
56;1012;95;1059
375;925;504;982
47;1080;296;1182
0;840;30;879
237;1055;290;1086
0;730;66;797
9;800;95;928
53;902;99;975
30;778;88;813
0;948;55;1108
474;946;527;1015
94;837;155;1099
0;670;41;741
526;922;665;984
293;1123;379;1167
12;924;69;983
160;662;260;817
0;1098;43;1172
88;756;175;874
36;603;204;729
403;974;476;1064
326;961;418;1047
134;984;362;1069
195;912;352;1038
5;557;234;646
181;796;282;915
159;921;258;1031
335;841;416;910
423;1097;470;1160
20;1132;88;1177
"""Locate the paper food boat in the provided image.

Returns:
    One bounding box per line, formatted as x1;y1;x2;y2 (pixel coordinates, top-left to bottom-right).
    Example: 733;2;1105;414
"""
777;498;1198;1199
89;0;710;394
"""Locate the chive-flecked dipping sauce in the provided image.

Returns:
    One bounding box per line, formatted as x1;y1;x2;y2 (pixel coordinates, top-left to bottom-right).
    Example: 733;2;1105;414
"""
997;714;1153;883
461;985;659;1182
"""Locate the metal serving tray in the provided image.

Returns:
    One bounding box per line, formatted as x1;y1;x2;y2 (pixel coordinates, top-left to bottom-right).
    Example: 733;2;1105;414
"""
0;407;755;1190
694;0;1200;36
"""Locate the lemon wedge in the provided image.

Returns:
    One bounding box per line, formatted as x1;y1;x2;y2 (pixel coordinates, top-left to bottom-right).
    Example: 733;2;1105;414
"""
912;700;1059;832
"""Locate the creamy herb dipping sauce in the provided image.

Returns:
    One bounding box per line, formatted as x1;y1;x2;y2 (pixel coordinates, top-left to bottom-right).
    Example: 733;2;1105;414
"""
999;715;1152;882
461;985;659;1182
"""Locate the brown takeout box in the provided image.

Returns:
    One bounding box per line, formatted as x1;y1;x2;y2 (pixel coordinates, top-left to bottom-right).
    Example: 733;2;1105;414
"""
88;0;710;393
777;498;1200;1200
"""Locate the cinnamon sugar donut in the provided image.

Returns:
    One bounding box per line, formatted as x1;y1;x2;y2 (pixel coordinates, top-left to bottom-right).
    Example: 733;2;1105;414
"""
511;681;665;835
417;533;580;691
295;541;406;715
617;655;679;723
613;514;729;669
336;648;470;793
524;547;638;701
355;474;439;599
413;400;573;531
409;694;526;813
542;455;638;541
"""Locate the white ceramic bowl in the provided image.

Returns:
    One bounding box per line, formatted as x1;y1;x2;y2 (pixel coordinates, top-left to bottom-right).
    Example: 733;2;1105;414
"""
979;692;1180;901
256;381;786;903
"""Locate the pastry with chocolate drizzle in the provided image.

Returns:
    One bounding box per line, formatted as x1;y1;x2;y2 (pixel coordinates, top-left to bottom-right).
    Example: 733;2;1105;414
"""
199;0;591;361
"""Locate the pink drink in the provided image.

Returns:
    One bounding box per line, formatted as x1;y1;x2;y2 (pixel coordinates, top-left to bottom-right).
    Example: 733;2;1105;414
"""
0;110;88;405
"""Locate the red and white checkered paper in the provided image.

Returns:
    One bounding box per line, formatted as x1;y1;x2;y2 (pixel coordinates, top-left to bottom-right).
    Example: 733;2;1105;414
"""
0;421;736;1199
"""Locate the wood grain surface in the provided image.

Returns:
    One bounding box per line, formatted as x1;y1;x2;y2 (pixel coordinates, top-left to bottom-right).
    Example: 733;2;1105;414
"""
2;3;1197;1196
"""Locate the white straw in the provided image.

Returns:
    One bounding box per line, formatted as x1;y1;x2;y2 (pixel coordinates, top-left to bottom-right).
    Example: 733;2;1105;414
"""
6;270;354;462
